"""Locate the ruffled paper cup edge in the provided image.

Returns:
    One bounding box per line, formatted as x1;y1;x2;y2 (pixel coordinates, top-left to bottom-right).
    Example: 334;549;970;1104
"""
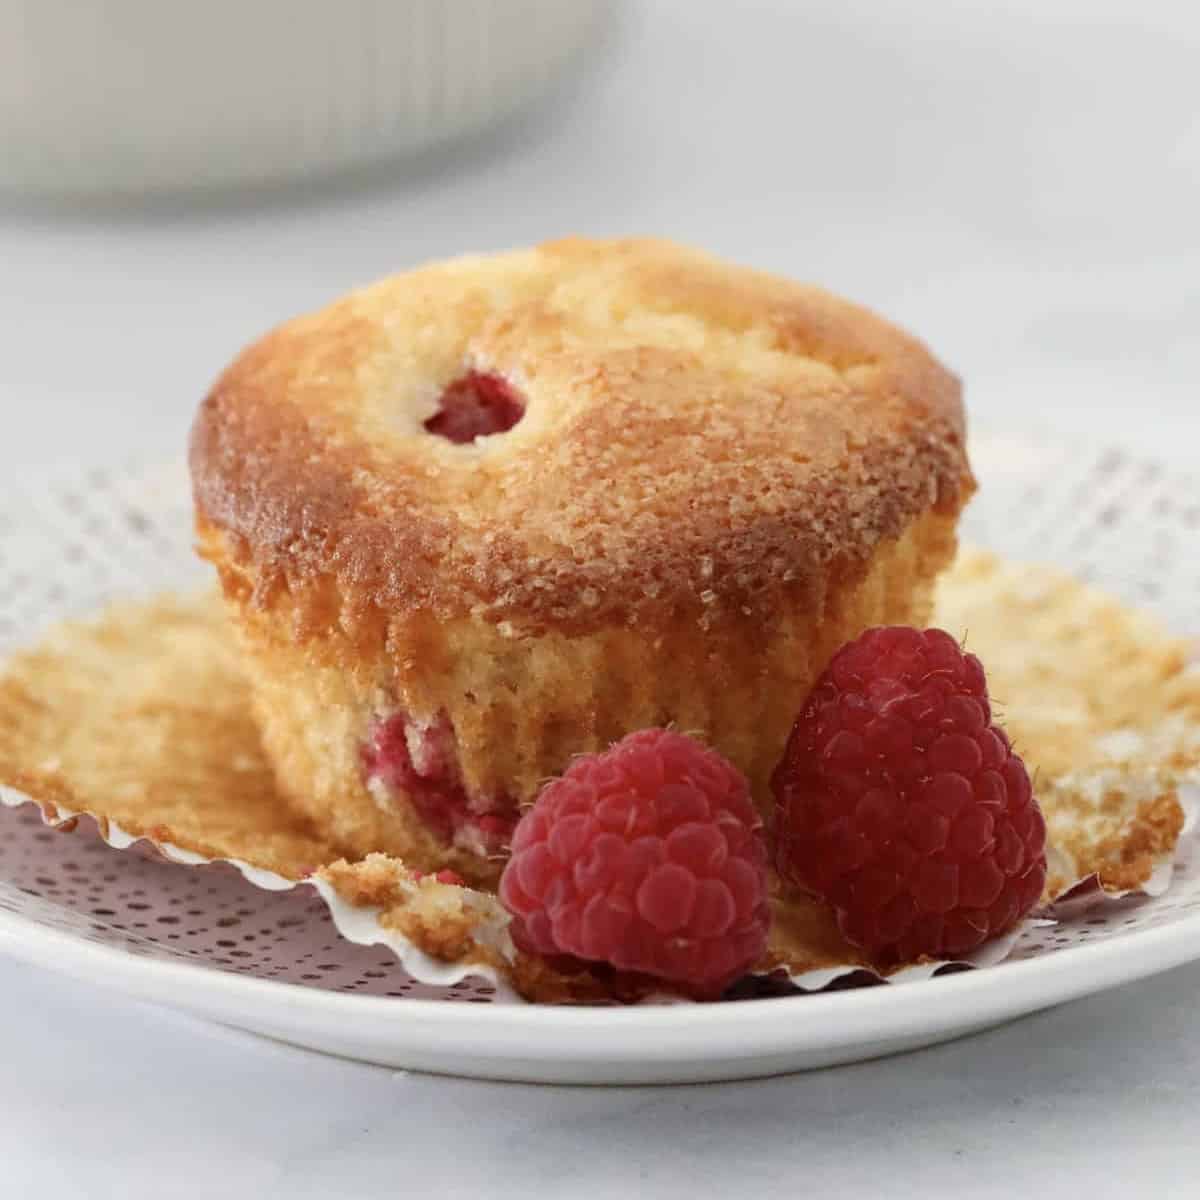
3;778;1196;1005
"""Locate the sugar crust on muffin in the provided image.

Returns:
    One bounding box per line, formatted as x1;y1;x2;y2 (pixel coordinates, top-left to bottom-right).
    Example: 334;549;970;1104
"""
192;236;969;631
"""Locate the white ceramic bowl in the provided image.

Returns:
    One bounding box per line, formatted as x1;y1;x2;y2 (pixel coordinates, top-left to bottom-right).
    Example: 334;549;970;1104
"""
0;0;607;198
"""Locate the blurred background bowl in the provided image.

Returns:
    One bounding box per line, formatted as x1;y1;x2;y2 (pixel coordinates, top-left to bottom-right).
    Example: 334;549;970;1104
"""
0;0;608;199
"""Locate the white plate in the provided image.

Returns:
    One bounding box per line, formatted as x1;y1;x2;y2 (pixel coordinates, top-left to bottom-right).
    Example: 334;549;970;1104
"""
4;871;1200;1084
1;429;1198;1084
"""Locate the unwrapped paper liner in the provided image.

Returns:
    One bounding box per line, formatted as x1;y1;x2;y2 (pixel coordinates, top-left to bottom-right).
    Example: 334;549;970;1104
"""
2;548;1197;1002
5;780;1195;1004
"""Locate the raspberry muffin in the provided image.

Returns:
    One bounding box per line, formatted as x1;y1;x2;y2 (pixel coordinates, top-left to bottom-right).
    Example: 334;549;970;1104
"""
190;237;972;884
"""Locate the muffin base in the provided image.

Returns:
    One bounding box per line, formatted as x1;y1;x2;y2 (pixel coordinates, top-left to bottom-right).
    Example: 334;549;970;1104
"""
203;510;959;885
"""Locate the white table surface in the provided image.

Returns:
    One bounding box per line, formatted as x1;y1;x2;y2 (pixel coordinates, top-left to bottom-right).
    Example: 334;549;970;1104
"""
2;2;1198;1195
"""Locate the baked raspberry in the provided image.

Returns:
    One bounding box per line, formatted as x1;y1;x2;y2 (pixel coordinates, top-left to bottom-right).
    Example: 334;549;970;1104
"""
499;729;770;995
772;626;1046;965
423;370;524;443
411;868;467;887
362;711;518;856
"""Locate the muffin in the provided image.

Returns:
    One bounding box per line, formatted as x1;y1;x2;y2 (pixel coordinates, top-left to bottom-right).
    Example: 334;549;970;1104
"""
189;237;972;885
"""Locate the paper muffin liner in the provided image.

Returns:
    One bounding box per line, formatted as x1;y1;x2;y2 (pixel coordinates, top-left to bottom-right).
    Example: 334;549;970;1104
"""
3;777;1195;1004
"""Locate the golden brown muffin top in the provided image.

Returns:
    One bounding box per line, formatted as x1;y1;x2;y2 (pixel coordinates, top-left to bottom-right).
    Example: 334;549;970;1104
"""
190;237;972;632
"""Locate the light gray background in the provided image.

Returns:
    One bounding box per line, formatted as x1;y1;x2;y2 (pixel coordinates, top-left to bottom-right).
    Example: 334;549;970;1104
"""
2;2;1197;1195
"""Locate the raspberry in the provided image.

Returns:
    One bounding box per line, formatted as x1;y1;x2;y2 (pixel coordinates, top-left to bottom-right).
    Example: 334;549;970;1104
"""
423;371;524;443
499;730;770;995
362;711;518;856
411;868;467;886
772;626;1046;965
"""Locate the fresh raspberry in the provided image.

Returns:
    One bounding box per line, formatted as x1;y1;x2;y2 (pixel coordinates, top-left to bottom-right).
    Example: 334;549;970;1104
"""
772;626;1046;965
499;729;770;995
423;370;524;443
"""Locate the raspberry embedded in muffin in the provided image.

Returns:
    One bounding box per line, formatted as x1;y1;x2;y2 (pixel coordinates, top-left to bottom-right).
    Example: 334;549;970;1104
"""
423;370;525;444
361;709;518;856
189;237;973;885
